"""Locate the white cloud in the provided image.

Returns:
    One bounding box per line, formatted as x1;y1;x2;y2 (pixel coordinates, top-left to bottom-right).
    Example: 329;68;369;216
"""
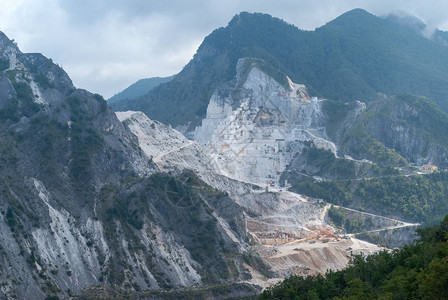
0;0;447;98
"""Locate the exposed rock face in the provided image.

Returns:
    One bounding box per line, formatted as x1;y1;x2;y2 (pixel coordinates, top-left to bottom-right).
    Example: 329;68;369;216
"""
191;59;336;185
0;30;432;299
331;94;448;168
0;32;252;299
116;106;418;290
363;96;448;167
117;111;218;176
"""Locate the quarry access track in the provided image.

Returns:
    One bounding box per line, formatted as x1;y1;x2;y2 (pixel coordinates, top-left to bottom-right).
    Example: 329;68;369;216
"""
332;205;420;228
153;140;195;164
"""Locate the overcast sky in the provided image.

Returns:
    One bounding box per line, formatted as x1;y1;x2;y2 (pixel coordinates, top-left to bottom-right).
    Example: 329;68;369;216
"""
1;0;447;98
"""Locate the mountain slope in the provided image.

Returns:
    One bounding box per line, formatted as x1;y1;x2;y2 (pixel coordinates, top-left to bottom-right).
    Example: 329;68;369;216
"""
111;9;448;129
108;75;174;104
180;55;448;227
0;32;256;299
283;93;448;225
0;29;430;298
435;29;448;45
342;94;448;167
115;108;418;289
189;58;336;185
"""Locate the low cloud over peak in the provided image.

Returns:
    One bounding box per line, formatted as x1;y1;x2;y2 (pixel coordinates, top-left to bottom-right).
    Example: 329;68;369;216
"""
0;0;447;98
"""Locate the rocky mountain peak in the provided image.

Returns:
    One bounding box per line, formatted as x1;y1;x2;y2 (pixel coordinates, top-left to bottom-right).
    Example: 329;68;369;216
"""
326;8;375;26
0;32;74;108
227;11;294;31
0;31;20;58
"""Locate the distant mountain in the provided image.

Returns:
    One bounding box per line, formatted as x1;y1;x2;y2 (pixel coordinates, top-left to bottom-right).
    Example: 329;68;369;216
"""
384;13;426;33
435;29;448;46
108;75;174;104
385;13;448;47
111;9;448;129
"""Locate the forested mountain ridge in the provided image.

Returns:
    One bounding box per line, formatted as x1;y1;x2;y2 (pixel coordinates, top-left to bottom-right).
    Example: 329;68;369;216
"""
111;9;448;129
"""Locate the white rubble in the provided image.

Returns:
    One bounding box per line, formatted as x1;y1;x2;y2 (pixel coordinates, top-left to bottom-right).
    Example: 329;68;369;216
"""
117;111;218;175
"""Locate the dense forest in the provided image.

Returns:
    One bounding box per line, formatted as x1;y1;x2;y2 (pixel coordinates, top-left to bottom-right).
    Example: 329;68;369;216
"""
260;215;448;299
